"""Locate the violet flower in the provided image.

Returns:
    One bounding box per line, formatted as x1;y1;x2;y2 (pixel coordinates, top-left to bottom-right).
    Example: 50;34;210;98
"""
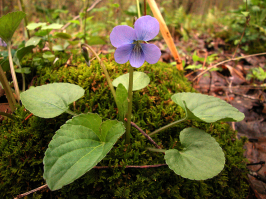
110;15;161;68
0;38;7;47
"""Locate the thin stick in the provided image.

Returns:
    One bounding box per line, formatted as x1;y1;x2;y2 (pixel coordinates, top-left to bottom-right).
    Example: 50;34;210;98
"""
14;184;48;199
94;164;167;169
124;118;162;149
15;164;167;198
147;0;183;70
60;0;102;31
192;52;266;82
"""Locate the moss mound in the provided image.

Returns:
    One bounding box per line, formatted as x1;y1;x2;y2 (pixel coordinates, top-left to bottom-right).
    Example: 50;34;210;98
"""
0;54;248;198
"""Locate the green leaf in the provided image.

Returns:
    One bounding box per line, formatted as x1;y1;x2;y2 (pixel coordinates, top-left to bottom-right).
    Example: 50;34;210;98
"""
34;29;49;37
25;36;42;47
15;67;31;74
165;127;225;180
52;45;64;51
185;64;203;70
53;32;72;40
0;59;9;71
13;45;35;66
42;51;55;61
234;39;240;45
43;113;125;190
116;83;128;120
241;11;250;17
20;83;85;118
112;71;150;91
0;11;26;43
87;36;106;45
26;22;46;30
171;92;244;122
41;23;63;30
192;51;204;63
68;40;79;46
0;49;16;58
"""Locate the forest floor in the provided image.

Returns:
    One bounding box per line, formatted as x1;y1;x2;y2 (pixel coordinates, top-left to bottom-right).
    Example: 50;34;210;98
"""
1;10;266;198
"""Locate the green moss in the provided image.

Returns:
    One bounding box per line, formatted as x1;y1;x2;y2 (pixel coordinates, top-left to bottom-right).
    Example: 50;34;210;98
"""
0;54;248;198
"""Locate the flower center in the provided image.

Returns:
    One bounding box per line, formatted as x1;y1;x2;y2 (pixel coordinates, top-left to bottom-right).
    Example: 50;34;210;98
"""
133;40;142;54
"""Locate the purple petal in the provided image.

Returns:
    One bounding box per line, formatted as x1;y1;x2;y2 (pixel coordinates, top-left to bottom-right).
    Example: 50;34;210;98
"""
110;26;137;48
129;45;145;68
141;44;161;64
134;15;160;41
0;38;7;47
114;44;134;64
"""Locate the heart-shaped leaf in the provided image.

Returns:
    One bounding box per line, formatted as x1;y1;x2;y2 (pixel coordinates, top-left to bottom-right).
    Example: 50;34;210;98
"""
112;71;150;91
171;92;245;123
165;127;225;180
0;11;26;43
116;83;128;120
43;113;125;190
21;83;85;118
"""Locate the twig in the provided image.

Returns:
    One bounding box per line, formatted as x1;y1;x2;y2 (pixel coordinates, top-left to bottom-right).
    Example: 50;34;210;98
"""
14;164;167;198
94;164;167;169
124;118;162;149
193;52;266;82
249;171;266;183
60;0;102;31
14;184;48;199
193;84;266;89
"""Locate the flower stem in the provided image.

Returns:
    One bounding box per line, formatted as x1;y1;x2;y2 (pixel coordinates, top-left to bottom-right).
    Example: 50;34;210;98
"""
0;63;16;112
7;42;20;101
148;116;188;137
81;44;117;106
125;65;134;144
146;147;166;153
136;0;141;18
66;109;78;116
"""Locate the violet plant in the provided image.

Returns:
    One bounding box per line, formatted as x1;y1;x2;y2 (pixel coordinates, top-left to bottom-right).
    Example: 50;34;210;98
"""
20;14;244;192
